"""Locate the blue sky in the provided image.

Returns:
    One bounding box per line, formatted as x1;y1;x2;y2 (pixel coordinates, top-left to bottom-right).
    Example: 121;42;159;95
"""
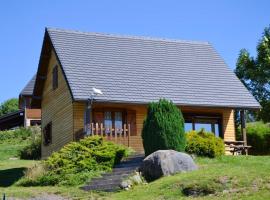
0;0;269;103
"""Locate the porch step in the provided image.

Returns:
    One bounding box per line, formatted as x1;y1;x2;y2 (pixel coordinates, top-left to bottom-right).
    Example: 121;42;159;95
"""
81;154;144;192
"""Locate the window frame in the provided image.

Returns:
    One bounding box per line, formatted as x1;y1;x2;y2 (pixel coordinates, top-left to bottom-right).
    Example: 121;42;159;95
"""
93;108;126;129
43;122;52;146
52;65;58;90
183;113;223;138
103;110;125;130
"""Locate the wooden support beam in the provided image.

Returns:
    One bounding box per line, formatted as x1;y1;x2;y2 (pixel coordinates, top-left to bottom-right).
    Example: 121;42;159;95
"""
240;110;248;155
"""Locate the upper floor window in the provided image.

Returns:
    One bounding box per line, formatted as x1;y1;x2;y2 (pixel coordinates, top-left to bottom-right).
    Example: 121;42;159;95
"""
52;65;58;90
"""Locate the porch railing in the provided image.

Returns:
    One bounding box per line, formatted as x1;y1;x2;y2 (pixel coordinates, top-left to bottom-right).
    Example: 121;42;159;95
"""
75;123;131;147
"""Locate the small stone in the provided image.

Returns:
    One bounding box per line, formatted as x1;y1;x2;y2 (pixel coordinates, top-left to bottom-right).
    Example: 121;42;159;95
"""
120;180;132;189
130;174;143;185
9;157;18;160
120;181;129;189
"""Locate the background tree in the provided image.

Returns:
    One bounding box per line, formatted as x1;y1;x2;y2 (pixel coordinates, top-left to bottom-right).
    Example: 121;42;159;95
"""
142;99;186;156
0;98;19;117
235;26;270;122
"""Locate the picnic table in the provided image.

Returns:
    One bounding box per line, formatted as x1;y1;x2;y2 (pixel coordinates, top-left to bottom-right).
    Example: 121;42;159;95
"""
224;140;251;155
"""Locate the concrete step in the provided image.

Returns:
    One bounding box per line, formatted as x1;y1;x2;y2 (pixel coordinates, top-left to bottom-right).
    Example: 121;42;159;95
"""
101;172;133;178
87;179;122;187
81;154;144;192
86;177;126;185
81;183;121;191
90;174;129;182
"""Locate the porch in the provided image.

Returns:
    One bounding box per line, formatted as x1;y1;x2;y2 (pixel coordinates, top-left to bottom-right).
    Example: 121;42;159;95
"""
75;123;132;147
73;102;240;153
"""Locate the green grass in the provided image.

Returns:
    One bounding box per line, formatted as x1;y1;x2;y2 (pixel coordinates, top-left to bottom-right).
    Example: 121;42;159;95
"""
3;156;270;200
0;133;100;199
0;141;29;160
1;130;270;199
109;156;270;200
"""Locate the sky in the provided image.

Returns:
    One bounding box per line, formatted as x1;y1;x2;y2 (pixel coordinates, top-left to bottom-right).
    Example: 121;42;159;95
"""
0;0;269;103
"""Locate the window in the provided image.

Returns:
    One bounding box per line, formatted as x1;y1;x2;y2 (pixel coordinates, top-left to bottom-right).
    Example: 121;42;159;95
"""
115;112;123;133
52;65;58;90
30;120;41;126
98;111;124;134
43;122;52;145
184;113;222;138
184;122;193;132
104;111;112;133
92;109;136;135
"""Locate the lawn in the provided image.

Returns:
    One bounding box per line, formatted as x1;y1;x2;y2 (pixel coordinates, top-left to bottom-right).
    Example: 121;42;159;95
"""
1;136;270;199
0;138;100;199
109;156;270;200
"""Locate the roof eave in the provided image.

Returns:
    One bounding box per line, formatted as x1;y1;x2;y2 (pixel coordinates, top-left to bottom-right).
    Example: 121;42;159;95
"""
73;98;261;110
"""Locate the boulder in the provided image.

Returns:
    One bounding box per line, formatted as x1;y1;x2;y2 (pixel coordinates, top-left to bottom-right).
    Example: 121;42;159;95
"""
139;150;198;181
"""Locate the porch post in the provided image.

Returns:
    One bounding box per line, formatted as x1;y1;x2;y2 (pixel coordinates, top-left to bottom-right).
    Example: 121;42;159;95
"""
240;110;248;155
84;99;92;135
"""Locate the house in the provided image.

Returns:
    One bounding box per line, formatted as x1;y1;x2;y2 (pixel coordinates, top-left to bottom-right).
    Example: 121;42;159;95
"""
31;28;260;158
0;75;41;130
19;75;41;127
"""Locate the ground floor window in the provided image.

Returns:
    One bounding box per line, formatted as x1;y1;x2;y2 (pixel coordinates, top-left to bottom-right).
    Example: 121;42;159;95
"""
43;122;52;145
183;113;222;138
103;111;123;133
92;108;137;136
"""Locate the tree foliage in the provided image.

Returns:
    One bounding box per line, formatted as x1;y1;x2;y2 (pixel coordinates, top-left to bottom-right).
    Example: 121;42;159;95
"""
0;98;19;117
235;26;270;122
142;99;186;156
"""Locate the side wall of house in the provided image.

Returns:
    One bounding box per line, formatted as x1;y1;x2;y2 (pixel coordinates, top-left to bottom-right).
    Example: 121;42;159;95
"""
72;102;235;153
41;50;74;158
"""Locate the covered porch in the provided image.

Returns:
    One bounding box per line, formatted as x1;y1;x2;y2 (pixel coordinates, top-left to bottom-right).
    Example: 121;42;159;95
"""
73;101;241;153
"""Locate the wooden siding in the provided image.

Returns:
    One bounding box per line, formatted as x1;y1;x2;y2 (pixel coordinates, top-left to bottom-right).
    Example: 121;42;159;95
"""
41;50;73;158
73;103;236;153
25;109;41;119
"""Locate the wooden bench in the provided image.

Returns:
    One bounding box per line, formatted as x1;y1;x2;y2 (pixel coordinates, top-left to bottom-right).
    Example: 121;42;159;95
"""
224;140;252;155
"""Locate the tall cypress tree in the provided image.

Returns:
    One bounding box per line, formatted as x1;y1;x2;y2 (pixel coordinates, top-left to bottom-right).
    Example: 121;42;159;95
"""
142;99;186;156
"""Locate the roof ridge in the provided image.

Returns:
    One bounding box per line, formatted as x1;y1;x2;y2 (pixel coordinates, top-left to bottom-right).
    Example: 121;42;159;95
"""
46;27;210;45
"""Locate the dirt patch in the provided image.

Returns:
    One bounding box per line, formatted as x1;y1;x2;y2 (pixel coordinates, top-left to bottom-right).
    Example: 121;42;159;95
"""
182;186;215;197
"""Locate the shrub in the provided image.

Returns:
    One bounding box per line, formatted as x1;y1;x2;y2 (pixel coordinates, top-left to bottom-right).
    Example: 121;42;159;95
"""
186;129;225;158
19;134;41;160
245;122;270;155
142;99;186;156
18;136;129;186
16;164;46;186
0;127;32;143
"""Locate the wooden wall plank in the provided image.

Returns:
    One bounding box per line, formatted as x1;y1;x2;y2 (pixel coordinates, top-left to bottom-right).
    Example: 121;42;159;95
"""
41;50;73;158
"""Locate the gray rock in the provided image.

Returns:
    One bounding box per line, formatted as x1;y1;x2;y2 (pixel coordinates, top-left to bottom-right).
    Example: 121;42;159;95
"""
139;150;198;181
130;173;143;185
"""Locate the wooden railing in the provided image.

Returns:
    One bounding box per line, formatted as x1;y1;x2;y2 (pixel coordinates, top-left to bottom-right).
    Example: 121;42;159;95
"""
75;123;131;147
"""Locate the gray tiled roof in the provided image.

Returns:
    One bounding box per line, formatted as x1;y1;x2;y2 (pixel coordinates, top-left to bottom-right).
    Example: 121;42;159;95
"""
20;75;36;96
47;28;260;109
